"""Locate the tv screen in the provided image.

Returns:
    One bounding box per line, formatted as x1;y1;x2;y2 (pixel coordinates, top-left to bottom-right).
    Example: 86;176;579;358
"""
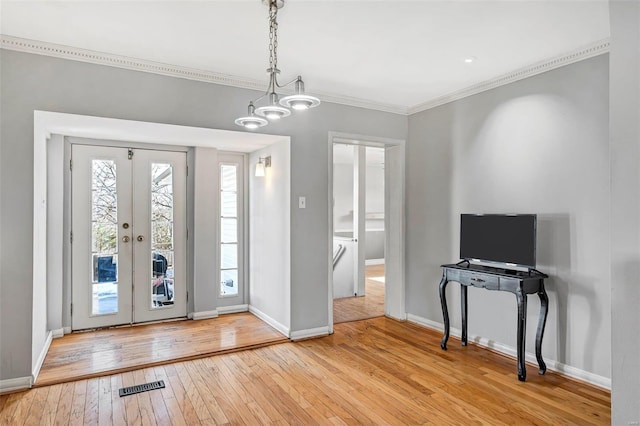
460;214;537;268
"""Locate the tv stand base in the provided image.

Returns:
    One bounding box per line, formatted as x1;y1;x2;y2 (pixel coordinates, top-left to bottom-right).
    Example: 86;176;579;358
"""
439;263;549;382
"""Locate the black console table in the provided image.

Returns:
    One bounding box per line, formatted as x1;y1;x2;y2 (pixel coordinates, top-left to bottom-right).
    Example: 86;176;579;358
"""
439;262;549;381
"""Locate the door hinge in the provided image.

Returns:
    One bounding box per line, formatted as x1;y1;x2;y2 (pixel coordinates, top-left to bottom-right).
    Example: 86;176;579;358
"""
70;231;73;243
70;159;73;171
70;303;73;316
186;165;188;176
128;148;134;160
186;291;189;302
186;229;189;240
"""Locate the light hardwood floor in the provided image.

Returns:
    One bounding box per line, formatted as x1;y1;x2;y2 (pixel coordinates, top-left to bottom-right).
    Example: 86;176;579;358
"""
333;264;385;324
1;316;610;425
35;312;288;387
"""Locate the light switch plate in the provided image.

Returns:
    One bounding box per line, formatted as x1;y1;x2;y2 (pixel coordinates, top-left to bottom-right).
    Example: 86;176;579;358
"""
299;196;306;209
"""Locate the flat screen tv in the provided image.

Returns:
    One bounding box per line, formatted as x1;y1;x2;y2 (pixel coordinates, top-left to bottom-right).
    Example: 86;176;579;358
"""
460;214;537;268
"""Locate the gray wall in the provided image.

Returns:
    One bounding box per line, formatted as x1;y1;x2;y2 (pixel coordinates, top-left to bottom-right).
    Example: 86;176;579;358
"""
610;1;640;423
406;55;611;379
0;49;407;380
249;141;291;332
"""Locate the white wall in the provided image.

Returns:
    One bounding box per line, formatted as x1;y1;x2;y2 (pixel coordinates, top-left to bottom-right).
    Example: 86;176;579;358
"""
365;154;385;260
333;157;385;259
334;163;384;232
333;163;354;232
406;54;611;383
192;146;219;315
31;115;49;377
609;1;640;422
365;148;385;232
46;135;64;332
249;141;291;335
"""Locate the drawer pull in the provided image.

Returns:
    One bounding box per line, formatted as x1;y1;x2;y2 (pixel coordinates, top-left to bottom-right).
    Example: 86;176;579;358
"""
471;277;485;283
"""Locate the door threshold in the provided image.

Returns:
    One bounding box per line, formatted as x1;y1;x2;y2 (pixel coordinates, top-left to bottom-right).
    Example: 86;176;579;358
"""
71;316;188;334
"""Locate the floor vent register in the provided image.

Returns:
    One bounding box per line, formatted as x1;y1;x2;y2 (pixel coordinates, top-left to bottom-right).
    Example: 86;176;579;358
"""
119;380;165;397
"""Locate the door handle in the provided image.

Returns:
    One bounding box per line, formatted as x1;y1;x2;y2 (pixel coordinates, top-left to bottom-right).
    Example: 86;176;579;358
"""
137;235;144;242
122;236;130;243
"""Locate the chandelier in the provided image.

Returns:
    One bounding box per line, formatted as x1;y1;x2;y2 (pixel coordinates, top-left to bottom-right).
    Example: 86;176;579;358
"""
235;0;320;130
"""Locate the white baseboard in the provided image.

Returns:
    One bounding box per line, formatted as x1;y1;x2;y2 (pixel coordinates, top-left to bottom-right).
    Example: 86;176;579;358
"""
290;326;330;341
63;326;71;335
0;376;32;394
191;310;219;320
52;328;65;338
217;304;249;315
406;313;611;390
389;311;407;321
31;331;53;384
249;305;290;337
407;313;444;331
365;258;385;266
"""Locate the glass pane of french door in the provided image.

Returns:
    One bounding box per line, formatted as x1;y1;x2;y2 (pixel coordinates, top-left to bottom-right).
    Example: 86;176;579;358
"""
91;159;119;315
150;163;175;309
72;145;133;330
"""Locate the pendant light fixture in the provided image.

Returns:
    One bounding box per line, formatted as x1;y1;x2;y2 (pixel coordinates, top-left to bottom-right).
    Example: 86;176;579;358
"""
235;0;320;130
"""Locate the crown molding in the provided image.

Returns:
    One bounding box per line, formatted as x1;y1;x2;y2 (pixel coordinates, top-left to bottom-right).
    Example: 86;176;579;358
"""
1;35;609;117
408;38;610;115
0;34;266;89
0;35;408;115
316;93;407;115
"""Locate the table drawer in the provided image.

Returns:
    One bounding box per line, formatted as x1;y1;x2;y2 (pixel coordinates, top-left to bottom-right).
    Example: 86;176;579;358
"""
459;271;500;290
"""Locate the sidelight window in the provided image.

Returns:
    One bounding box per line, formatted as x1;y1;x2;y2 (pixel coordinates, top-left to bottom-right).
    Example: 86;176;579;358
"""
220;164;239;296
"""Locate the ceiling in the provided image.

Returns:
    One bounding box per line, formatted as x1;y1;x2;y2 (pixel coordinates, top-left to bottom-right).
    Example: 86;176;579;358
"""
0;1;610;112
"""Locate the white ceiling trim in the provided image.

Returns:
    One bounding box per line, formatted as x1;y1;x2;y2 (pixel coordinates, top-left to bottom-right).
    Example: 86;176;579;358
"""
408;38;610;115
34;110;288;152
0;35;408;115
1;35;609;117
0;35;266;89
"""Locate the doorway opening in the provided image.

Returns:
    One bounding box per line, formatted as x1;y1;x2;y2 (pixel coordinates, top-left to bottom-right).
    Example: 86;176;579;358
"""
328;132;405;332
332;144;386;323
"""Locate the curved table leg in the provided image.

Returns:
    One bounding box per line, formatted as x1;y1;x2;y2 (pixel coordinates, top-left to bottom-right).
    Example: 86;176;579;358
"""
536;283;549;375
461;285;468;346
516;290;528;382
439;273;449;350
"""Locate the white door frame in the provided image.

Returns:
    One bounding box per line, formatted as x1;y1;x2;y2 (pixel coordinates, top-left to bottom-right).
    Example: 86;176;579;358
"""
327;132;406;334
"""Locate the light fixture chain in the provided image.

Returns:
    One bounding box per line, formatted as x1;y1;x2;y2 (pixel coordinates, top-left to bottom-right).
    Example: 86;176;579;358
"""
268;0;278;73
235;0;319;129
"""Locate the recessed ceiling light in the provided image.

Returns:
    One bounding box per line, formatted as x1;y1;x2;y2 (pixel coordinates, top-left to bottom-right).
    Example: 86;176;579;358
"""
464;56;477;64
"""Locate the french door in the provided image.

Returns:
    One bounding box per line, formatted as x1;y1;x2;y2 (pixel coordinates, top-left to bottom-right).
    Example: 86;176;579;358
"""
71;145;187;330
